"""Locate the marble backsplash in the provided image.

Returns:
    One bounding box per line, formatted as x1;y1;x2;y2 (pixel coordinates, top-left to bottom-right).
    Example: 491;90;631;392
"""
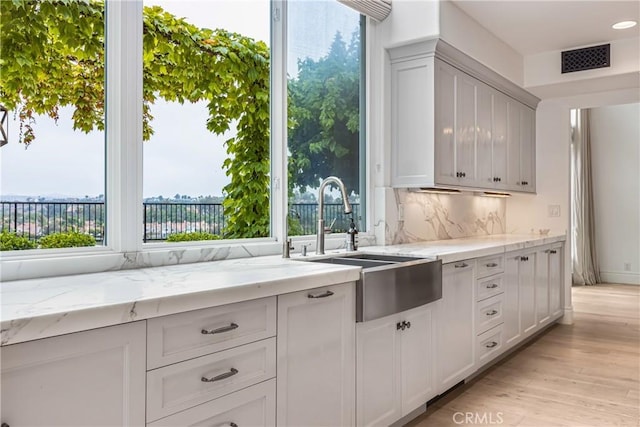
375;188;506;245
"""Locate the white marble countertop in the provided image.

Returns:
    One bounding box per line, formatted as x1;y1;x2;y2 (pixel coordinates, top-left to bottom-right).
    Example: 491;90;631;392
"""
359;233;566;264
1;233;565;346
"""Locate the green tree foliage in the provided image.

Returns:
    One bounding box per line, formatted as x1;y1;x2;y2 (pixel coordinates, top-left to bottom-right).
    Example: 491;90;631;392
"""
166;231;221;242
0;231;37;251
0;0;270;238
288;31;361;194
38;231;96;248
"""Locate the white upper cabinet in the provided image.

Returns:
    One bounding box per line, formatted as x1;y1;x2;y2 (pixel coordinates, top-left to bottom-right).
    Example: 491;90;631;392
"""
389;39;539;193
506;102;536;192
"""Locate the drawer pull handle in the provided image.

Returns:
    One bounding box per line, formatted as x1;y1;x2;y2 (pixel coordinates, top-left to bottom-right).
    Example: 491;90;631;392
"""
201;368;239;383
486;309;498;316
486;283;498;289
550;250;557;254
485;341;498;349
485;262;498;268
201;323;239;335
308;290;334;299
454;262;468;268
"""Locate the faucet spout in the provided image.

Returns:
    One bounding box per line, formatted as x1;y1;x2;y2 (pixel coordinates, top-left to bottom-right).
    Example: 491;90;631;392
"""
316;176;352;255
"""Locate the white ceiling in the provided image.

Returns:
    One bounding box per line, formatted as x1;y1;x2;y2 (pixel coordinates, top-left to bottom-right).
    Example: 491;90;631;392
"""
451;0;640;56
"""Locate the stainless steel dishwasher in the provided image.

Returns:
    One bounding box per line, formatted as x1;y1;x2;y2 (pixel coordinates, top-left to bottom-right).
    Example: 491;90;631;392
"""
306;253;442;322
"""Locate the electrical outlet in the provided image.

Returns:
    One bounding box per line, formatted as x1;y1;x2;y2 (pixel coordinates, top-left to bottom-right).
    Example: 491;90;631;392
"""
624;262;632;271
398;203;405;221
548;205;561;217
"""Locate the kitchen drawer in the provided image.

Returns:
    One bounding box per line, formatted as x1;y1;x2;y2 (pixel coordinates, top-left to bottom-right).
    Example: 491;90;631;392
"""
147;338;276;422
475;293;504;335
147;296;276;369
476;324;503;366
476;274;504;302
476;254;504;279
147;379;276;427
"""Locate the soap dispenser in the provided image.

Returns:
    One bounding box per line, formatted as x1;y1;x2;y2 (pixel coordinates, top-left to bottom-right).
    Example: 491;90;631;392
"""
346;217;358;252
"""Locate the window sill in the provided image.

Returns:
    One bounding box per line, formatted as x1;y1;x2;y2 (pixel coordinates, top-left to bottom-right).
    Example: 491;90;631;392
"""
1;233;377;282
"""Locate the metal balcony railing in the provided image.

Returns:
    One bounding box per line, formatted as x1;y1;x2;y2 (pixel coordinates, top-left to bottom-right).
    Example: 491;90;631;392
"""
0;201;361;243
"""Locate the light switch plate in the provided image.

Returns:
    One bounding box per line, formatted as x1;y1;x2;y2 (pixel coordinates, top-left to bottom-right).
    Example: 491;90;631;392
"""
548;205;561;217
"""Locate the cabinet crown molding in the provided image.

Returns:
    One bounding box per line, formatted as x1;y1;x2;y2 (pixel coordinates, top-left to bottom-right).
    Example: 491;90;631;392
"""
388;38;540;109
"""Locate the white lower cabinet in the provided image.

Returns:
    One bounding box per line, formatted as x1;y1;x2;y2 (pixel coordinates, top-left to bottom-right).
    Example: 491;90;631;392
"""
504;244;565;351
436;261;475;394
147;379;276;427
0;322;146;427
356;304;436;427
549;244;564;318
277;282;356;427
504;251;536;343
476;324;504;366
147;338;276;422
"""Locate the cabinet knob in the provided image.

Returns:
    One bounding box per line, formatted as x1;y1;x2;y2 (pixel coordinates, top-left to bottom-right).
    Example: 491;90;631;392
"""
462;172;466;178
550;250;557;254
404;321;411;329
498;177;501;182
520;256;529;261
396;321;405;331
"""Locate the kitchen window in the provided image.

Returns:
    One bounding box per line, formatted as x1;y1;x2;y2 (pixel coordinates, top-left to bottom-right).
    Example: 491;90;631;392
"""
0;0;368;280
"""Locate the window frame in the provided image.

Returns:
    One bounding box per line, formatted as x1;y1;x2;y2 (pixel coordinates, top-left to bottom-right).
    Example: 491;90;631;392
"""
0;0;372;282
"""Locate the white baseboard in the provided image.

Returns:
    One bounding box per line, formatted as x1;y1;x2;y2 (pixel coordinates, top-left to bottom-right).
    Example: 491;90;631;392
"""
559;306;573;325
600;271;640;285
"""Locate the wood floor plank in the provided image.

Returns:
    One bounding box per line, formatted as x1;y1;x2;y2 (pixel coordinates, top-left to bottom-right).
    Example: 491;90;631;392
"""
407;284;640;427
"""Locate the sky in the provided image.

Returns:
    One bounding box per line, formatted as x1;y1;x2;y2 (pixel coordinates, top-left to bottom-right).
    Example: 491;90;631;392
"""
0;0;359;199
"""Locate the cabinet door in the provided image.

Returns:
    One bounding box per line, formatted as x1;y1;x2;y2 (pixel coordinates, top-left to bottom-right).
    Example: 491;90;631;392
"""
1;322;146;427
549;245;563;318
520;106;536;192
356;315;401;427
536;248;551;326
437;261;475;393
391;57;436;187
503;255;521;348
519;252;537;336
277;283;356;427
492;93;508;188
476;82;494;187
435;60;457;185
400;305;436;416
506;100;522;189
455;73;477;185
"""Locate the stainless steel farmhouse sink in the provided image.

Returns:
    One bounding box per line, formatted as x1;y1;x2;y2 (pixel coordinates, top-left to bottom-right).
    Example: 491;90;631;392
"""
303;253;442;322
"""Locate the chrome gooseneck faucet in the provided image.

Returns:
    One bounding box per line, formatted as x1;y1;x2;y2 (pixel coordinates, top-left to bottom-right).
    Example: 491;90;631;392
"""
316;176;352;255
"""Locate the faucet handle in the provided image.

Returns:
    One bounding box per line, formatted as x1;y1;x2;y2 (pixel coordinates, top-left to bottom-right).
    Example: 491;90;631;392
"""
283;238;294;258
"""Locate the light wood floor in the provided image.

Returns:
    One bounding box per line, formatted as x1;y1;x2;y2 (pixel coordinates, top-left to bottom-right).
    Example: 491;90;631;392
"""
407;284;640;427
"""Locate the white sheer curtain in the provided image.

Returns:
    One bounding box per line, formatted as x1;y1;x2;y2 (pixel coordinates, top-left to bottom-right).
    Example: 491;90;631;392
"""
571;109;601;285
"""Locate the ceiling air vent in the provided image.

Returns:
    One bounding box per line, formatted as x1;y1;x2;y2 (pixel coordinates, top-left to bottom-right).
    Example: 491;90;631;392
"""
561;44;610;74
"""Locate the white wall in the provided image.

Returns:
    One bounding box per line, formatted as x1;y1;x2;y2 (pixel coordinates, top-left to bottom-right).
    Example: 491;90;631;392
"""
590;103;640;285
439;0;523;86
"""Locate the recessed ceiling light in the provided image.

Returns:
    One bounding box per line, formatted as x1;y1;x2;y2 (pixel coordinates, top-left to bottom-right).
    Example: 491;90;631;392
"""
612;21;637;30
